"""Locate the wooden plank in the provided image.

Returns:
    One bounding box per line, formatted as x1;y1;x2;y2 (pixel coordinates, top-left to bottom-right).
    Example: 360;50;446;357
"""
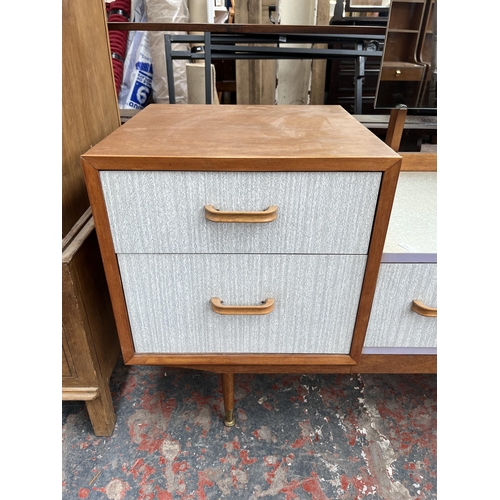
233;0;277;104
107;22;386;35
310;0;331;105
172;357;436;373
62;0;121;237
81;155;399;172
62;216;95;264
127;354;358;366
400;152;437;171
62;263;98;386
62;207;92;252
175;365;353;374
260;0;278;105
62;387;100;401
234;0;249;104
353;114;437;130
62;327;75;378
352;354;437;373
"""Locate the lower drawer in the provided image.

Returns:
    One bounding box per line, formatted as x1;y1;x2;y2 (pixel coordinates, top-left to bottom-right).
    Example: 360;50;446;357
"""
364;263;437;348
117;253;367;354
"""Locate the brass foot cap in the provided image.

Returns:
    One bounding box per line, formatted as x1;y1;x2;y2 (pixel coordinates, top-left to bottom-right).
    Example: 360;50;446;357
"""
224;410;235;427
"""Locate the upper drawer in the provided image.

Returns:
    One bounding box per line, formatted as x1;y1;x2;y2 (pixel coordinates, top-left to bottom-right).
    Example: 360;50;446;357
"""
100;171;381;254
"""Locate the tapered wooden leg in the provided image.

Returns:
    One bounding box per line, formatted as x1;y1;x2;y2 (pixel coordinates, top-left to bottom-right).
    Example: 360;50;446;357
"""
221;373;235;427
85;383;116;436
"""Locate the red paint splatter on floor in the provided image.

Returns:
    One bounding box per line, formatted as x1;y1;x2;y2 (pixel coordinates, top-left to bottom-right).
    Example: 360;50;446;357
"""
291;435;310;448
340;474;350;490
155;488;173;500
301;472;330;500
197;470;215;500
226;438;240;451
277;472;329;500
291;421;313;449
318;386;347;404
265;457;284;485
127;394;176;454
78;488;89;498
240;450;258;465
121;375;138;400
290;384;309;403
129;458;156;488
172;460;189;474
343;408;360;446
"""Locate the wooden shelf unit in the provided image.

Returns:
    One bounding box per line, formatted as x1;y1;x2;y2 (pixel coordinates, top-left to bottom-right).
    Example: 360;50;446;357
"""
375;0;435;108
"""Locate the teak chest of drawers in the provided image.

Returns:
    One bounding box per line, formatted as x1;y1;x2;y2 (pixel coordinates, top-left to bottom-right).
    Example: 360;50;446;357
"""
82;104;434;426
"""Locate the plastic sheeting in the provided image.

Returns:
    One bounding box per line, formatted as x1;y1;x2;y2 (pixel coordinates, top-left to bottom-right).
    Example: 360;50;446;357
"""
145;0;190;103
118;0;154;109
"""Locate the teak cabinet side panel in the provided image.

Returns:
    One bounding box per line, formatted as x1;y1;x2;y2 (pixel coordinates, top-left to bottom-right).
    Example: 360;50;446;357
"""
349;162;402;360
81;159;136;363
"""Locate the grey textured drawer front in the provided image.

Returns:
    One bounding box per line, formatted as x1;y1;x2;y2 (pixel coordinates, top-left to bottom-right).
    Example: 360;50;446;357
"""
364;263;437;348
101;171;381;254
117;253;367;354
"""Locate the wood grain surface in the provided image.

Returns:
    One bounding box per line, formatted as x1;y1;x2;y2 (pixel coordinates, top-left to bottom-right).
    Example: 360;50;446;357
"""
82;105;401;171
62;0;120;237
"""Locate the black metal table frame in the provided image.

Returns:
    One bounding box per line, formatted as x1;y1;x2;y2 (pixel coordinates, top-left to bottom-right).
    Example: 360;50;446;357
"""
163;32;384;110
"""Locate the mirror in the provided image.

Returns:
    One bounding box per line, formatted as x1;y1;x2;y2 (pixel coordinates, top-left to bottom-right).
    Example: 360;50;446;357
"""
374;0;437;110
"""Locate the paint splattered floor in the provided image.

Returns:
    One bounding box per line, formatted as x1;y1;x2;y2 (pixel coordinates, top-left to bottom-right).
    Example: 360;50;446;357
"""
62;358;437;499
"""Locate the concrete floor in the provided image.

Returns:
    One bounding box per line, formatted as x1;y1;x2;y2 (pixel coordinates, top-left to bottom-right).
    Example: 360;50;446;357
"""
62;358;437;499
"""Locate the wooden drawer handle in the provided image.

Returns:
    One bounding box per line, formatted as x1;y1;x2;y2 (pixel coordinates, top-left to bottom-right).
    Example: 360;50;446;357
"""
210;297;274;315
411;300;437;317
204;205;278;223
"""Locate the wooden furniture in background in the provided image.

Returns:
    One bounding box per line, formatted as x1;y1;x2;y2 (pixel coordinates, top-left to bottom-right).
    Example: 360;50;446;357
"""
62;0;121;435
375;0;435;109
62;209;120;435
416;0;437;108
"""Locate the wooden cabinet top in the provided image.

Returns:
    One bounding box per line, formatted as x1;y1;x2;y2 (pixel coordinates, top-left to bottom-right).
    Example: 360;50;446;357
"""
82;105;400;172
